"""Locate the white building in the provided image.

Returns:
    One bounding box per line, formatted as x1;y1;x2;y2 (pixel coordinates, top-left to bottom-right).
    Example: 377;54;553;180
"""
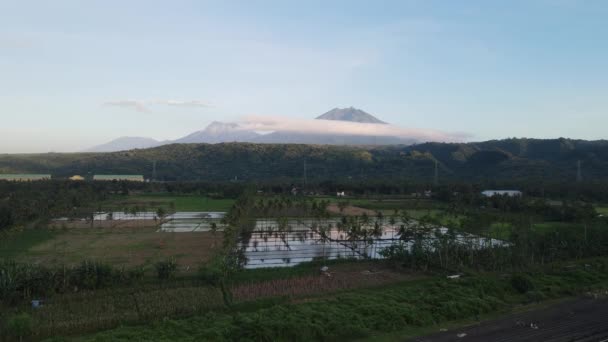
481;190;522;197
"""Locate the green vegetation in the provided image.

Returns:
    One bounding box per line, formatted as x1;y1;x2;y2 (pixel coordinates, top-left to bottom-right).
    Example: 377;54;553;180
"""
595;206;608;215
103;194;235;211
0;230;56;259
59;259;608;342
2;138;608;183
3;179;608;341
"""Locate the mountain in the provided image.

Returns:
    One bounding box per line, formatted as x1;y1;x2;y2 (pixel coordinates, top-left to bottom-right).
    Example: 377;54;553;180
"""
6;139;608;183
85;137;161;152
316;107;387;124
87;107;400;152
252;107;398;145
173;121;260;144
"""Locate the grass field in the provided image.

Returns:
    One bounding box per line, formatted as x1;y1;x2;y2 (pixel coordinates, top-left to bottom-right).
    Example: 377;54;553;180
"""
102;194;235;212
596;206;608;215
0;228;222;272
0;229;56;259
483;221;586;240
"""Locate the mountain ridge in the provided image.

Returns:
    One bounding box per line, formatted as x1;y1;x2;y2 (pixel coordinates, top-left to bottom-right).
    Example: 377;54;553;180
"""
86;107;397;152
7;138;608;183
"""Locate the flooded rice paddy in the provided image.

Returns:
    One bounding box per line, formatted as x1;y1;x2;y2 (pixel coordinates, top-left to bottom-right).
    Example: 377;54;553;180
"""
56;212;506;269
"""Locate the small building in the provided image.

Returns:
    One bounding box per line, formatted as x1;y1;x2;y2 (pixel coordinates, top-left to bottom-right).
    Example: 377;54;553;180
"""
69;175;85;181
93;175;144;182
337;191;346;197
481;190;522;198
0;174;51;181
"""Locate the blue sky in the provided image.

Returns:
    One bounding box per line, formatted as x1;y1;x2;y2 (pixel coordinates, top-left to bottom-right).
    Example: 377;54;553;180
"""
1;0;607;152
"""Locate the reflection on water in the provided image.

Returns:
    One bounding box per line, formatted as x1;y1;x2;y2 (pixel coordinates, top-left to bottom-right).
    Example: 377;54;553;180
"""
240;218;507;269
160;212;226;232
53;212;505;269
55;211;227;232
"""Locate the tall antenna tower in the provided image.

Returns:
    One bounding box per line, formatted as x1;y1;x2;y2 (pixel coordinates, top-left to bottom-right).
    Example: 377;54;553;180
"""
577;160;582;183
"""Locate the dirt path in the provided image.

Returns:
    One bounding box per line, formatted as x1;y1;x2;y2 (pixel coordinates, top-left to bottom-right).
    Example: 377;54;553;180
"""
412;297;608;342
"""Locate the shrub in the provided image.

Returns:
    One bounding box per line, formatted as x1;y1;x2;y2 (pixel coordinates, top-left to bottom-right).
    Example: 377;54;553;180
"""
5;312;32;342
72;260;114;289
198;265;222;286
155;259;177;281
525;290;546;303
510;273;535;294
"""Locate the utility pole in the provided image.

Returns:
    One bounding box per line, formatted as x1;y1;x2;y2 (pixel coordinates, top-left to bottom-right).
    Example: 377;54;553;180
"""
577;160;582;183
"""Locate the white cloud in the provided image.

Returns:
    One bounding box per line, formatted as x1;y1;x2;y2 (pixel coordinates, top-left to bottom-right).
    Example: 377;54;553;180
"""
238;115;469;143
103;100;149;112
156;100;213;108
103;99;212;112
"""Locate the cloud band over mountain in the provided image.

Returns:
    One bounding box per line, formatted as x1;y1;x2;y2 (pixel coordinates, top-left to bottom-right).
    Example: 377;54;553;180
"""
239;115;469;142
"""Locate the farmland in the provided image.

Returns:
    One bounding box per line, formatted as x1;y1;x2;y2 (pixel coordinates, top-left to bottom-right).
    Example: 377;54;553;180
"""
61;258;608;342
1;228;222;272
2;181;608;341
100;193;235;212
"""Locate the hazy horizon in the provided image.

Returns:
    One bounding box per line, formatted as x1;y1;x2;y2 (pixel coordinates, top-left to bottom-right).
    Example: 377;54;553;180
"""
2;0;608;153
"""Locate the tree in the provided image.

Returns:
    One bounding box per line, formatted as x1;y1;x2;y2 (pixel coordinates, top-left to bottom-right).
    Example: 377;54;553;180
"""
156;207;167;222
0;204;14;231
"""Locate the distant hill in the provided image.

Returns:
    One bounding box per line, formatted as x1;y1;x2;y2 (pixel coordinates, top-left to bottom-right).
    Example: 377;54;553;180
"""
85;137;161;152
316;107;387;124
173;121;261;144
4;138;608;183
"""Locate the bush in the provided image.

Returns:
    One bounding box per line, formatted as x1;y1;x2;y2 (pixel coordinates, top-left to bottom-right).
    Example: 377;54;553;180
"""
155;259;177;281
198;265;222;286
72;260;114;289
525;290;546;303
5;312;32;341
510;273;535;294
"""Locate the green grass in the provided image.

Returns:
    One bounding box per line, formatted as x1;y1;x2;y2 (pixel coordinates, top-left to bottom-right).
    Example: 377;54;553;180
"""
102;194;235;211
486;222;513;240
532;222;581;234
596;207;608;215
482;222;585;240
0;229;56;259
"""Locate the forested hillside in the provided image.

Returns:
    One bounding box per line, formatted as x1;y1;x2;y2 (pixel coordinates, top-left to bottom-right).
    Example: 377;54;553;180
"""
1;138;607;182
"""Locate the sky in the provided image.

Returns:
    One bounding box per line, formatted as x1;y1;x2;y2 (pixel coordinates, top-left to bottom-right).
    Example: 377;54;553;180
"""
1;0;607;153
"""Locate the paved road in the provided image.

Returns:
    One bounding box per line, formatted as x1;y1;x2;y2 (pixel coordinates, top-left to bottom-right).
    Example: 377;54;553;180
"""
411;297;608;342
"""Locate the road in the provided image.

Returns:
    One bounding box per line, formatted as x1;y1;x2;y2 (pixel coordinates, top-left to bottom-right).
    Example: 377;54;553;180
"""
412;297;608;342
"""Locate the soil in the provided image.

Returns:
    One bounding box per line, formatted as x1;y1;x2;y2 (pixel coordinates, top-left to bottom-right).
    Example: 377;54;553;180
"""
326;203;378;216
412;296;608;342
232;263;423;302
